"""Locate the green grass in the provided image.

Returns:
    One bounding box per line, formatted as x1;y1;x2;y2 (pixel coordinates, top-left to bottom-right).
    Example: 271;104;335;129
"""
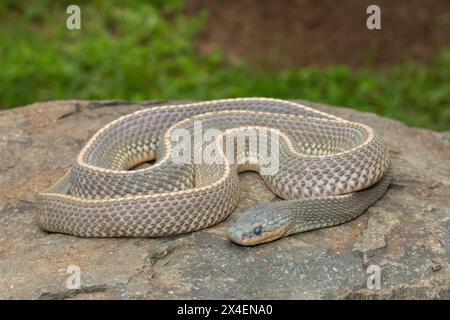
0;0;449;130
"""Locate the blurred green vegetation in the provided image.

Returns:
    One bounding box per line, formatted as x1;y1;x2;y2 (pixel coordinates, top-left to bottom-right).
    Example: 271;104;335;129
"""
0;0;449;130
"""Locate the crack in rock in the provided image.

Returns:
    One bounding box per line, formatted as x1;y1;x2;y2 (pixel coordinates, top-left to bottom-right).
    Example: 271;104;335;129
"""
37;284;110;300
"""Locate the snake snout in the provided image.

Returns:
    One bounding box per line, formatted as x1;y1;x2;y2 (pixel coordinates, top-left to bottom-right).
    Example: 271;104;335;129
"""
227;218;258;246
226;225;245;245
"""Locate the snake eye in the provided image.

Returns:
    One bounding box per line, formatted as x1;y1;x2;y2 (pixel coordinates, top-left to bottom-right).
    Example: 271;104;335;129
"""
253;226;263;235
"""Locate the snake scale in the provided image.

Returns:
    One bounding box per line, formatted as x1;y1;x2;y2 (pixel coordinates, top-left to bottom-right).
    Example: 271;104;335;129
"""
37;98;391;245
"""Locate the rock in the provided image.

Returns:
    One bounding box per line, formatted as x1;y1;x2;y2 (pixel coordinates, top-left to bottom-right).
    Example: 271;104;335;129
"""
0;100;448;299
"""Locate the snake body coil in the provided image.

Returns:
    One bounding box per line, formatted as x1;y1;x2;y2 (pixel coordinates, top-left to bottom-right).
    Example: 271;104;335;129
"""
37;98;391;245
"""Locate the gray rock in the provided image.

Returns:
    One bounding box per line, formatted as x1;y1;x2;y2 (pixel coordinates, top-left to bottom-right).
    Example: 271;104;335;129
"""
0;100;448;299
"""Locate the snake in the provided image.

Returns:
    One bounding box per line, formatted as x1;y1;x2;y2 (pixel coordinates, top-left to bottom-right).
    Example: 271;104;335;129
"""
37;98;391;246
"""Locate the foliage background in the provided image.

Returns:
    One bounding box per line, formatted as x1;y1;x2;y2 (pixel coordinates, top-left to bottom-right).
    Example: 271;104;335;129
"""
0;0;449;130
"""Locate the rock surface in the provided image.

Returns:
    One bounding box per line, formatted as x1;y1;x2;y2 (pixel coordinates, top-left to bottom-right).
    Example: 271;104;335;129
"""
0;100;448;299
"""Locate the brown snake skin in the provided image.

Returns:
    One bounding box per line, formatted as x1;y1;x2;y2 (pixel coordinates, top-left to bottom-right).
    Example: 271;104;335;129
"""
37;98;391;243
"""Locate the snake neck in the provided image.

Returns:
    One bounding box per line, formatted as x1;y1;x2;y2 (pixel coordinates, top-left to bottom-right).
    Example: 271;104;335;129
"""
276;168;392;235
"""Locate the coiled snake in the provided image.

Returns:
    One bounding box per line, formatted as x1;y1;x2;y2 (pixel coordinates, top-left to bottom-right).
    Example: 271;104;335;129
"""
37;98;391;246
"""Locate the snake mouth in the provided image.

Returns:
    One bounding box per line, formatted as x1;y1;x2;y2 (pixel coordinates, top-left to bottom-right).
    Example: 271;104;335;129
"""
227;228;288;246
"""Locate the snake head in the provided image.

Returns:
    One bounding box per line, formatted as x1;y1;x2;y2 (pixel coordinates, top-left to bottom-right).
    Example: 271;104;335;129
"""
227;204;290;246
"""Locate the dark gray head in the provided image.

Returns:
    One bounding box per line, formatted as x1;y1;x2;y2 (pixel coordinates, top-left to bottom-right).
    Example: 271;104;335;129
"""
227;203;292;246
